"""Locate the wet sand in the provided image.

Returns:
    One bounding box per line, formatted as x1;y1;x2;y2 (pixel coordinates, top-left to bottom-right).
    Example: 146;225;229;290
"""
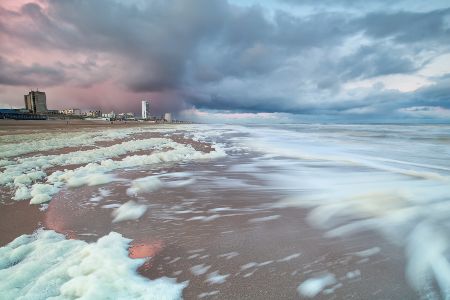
0;122;422;299
0;200;44;246
35;160;416;299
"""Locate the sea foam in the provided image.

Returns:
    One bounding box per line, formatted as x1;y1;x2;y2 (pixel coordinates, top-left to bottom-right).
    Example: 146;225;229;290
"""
112;200;148;223
2;135;225;205
0;230;187;299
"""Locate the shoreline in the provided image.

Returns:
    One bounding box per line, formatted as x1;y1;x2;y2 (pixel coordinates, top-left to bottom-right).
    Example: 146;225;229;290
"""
1;123;442;299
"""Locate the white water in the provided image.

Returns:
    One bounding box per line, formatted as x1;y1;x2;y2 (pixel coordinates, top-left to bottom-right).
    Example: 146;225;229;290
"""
223;124;450;298
182;123;450;297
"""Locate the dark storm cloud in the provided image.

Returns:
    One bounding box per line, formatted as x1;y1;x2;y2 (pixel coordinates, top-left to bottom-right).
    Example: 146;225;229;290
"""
337;44;423;80
1;0;449;120
184;91;305;114
3;0;359;91
46;0;230;91
280;0;450;12
358;8;450;44
409;76;450;108
0;56;66;86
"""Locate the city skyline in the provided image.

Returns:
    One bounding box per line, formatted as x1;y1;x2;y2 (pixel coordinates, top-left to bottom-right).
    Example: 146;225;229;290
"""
0;0;449;123
5;89;162;118
1;88;176;121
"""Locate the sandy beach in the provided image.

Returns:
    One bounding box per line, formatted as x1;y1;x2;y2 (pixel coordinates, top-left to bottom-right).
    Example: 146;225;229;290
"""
1;121;449;299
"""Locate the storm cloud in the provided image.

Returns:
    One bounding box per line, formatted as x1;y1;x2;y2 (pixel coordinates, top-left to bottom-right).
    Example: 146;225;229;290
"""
0;0;449;121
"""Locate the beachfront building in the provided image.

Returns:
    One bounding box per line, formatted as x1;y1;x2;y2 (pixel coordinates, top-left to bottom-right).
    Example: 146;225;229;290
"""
0;109;47;120
164;113;172;123
59;108;81;115
85;110;102;117
117;112;136;120
24;90;47;114
102;111;116;119
142;100;150;119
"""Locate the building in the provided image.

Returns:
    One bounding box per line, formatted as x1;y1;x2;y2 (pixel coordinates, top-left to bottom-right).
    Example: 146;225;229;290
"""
164;112;172;123
47;110;59;115
24;90;47;114
125;112;135;120
102;111;116;119
59;108;81;115
0;109;47;120
117;112;135;120
141;100;150;119
85;110;102;117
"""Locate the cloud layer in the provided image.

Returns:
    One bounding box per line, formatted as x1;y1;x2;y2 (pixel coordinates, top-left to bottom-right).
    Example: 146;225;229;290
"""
0;0;449;122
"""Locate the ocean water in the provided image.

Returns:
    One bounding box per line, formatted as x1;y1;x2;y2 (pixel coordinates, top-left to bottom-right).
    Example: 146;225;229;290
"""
0;123;449;299
188;123;450;298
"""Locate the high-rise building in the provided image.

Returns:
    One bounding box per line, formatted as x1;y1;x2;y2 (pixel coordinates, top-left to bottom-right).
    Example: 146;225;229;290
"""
24;90;47;114
164;112;172;123
141;100;150;119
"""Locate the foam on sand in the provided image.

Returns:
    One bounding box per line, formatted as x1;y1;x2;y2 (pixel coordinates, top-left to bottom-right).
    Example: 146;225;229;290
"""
187;215;221;222
4;137;225;205
1;137;175;187
354;247;380;258
277;253;301;262
112;201;148;223
190;264;211;276
0;229;187;299
198;291;220;298
217;252;239;260
297;273;337;298
29;183;60;204
127;176;163;196
248;215;280;223
2;137;180;204
205;271;230;285
0;126;178;159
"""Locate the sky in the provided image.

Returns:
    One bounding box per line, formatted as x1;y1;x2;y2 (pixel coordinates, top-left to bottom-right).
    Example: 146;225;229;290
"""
0;0;449;123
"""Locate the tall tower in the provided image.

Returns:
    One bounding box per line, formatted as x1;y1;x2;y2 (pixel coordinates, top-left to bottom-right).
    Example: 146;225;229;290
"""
141;100;150;119
24;90;47;113
164;112;172;123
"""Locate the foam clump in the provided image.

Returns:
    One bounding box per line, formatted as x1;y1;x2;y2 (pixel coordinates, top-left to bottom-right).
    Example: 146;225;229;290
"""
0;230;187;299
297;273;337;298
67;172;116;188
30;183;60;204
13;170;46;186
13;185;31;200
112;200;148;223
127;176;163;196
